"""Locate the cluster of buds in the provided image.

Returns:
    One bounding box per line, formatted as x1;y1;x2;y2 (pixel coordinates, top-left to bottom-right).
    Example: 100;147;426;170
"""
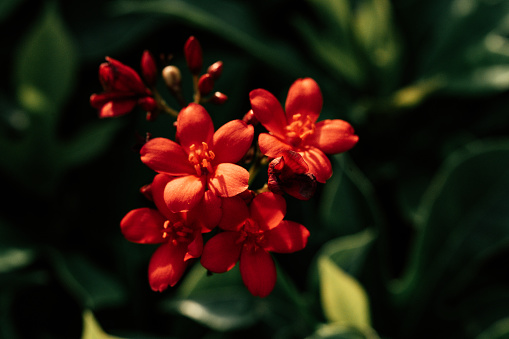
90;36;228;121
91;36;359;297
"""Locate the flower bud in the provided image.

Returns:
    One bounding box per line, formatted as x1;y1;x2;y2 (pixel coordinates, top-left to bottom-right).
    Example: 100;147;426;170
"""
242;110;258;126
140;183;153;201
137;96;157;112
209;92;228;104
141;50;157;87
207;61;223;80
268;150;317;200
162;65;181;91
184;36;203;75
198;73;214;95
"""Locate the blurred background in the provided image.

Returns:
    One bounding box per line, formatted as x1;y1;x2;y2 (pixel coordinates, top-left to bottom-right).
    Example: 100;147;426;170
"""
2;0;509;338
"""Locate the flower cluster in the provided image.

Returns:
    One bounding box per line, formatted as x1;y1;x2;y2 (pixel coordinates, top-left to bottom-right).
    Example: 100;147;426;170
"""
91;36;359;297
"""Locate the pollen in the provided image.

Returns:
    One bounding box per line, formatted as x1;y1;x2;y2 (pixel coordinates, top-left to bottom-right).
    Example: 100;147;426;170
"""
285;114;315;146
161;220;193;244
188;142;215;176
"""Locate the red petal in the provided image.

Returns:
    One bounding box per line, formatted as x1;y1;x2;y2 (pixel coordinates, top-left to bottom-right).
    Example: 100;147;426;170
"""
258;133;293;158
148;243;188;291
184;231;203;261
208;163;249;197
200;232;243;273
151;173;175;219
300;147;332;183
239;247;276;298
98;99;137;118
306;119;359;154
249;89;288;139
120;208;165;244
212;120;254;164
285;78;322;123
190;190;223;231
176;103;214;151
140;138;194;175
263;221;310;253
249;192;286;231
164;175;205;212
219;196;249;231
104;57;147;93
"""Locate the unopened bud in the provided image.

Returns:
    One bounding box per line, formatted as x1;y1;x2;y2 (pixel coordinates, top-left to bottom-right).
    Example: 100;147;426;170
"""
140;184;153;201
207;61;223;80
137;96;157;112
141;50;157;87
198;74;214;95
162;65;181;91
184;36;203;75
210;92;228;104
242;110;258;126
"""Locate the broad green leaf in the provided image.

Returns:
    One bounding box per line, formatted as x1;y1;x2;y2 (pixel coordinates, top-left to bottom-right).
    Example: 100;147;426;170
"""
0;248;35;273
82;310;124;339
477;316;509;339
417;0;509;94
50;252;126;310
315;229;376;278
14;1;78;116
109;0;308;78
319;154;382;238
168;264;259;331
352;0;402;92
392;139;509;332
318;256;371;330
307;323;379;339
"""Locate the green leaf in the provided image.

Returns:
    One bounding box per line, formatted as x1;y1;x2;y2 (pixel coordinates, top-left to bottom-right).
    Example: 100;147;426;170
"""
50;252;126;310
81;310;125;339
392;138;509;332
352;0;402;92
168;264;260;331
306;323;379;339
319;154;382;238
14;1;78;116
318;256;371;330
477;316;509;339
417;0;509;94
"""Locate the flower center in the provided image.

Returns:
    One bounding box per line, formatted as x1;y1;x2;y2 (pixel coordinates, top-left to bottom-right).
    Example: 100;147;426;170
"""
285;113;315;147
236;219;265;251
188;142;215;176
162;220;194;246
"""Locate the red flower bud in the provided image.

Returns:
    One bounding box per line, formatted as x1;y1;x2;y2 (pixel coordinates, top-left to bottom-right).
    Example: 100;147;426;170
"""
210;92;228;104
184;36;203;75
207;61;223;80
141;50;157;87
139;183;153;201
242;110;258;126
99;57;148;94
137;96;157;112
198;73;214;95
268;150;317;200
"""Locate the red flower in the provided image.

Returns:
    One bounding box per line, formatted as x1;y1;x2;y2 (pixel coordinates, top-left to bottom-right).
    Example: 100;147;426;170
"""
120;174;206;292
140;103;254;212
200;192;310;297
90;57;157;118
249;78;359;183
268;150;317;200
